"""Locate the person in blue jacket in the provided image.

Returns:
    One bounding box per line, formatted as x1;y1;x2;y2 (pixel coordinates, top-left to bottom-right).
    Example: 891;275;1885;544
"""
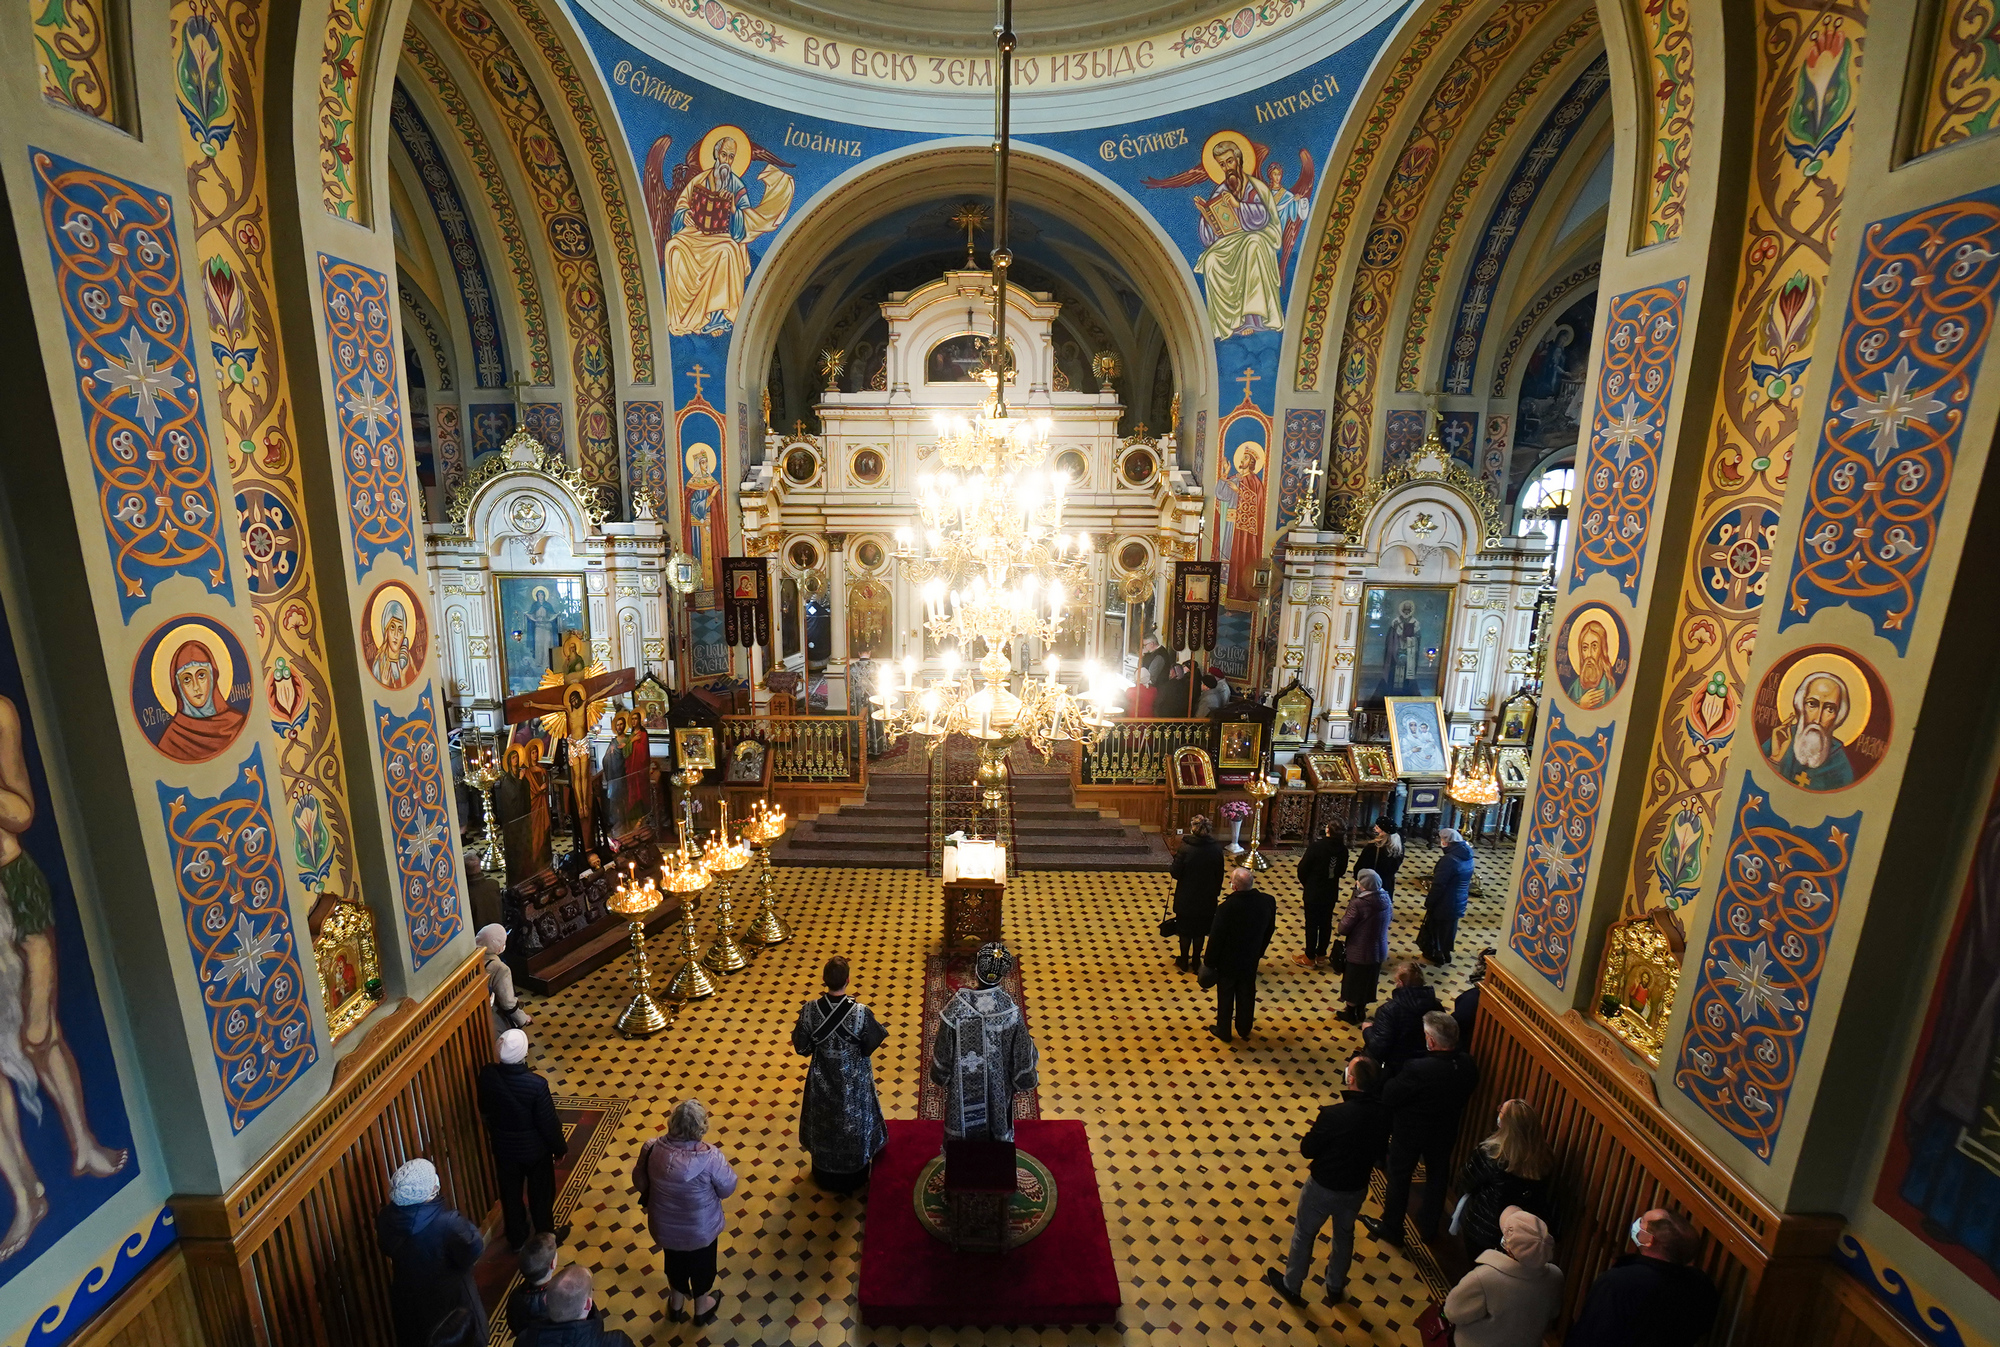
1419;826;1476;966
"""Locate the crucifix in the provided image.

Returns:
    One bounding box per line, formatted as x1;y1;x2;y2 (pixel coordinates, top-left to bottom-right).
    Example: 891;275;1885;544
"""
952;202;989;269
502;640;638;863
503;369;534;421
1298;456;1325;528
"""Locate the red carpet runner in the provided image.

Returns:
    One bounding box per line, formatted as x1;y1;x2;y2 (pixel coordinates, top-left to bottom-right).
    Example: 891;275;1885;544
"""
857;1118;1120;1326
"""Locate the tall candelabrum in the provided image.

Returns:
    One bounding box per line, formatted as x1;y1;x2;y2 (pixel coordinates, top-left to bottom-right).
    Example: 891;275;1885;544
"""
741;800;791;946
663;845;716;1002
608;865;668;1038
463;739;506;882
1242;771;1278;872
701;805;753;974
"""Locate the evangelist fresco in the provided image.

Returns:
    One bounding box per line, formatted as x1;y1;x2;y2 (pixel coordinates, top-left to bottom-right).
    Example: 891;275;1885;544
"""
644;125;797;336
0;591;137;1271
1142;133;1314;340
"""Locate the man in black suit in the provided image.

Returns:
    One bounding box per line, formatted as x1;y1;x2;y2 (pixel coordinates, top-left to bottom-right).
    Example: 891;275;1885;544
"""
1362;1010;1478;1247
1206;867;1278;1042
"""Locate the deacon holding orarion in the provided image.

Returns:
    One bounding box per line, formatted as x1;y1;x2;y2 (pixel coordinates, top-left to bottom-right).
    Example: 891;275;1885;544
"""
929;942;1039;1143
791;956;890;1192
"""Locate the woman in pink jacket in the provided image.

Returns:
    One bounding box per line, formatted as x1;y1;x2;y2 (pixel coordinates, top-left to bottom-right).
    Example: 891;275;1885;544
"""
633;1098;739;1326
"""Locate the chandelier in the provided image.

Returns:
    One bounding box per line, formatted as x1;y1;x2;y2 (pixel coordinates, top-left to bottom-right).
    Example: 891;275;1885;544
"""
867;0;1125;757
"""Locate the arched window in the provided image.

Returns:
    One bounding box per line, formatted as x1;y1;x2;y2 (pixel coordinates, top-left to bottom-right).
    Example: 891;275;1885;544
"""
1516;464;1575;575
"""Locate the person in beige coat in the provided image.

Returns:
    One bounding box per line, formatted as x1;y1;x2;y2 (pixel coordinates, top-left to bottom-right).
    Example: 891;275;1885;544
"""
1441;1206;1564;1347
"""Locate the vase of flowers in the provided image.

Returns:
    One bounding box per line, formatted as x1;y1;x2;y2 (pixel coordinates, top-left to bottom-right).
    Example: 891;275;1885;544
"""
1219;798;1252;854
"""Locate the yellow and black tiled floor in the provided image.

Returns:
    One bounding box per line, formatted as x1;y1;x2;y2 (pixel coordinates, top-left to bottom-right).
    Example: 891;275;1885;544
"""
519;836;1512;1345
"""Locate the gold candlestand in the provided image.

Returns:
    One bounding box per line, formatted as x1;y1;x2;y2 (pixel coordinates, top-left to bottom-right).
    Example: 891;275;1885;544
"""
608;868;669;1038
1243;773;1278;872
742;801;791;946
662;847;716;1002
464;740;506;882
701;806;753;973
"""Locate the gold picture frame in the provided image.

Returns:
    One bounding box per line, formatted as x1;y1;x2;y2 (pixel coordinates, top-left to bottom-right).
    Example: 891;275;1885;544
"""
1303;751;1356;791
674;726;716;771
1495;689;1538;745
1593;911;1685;1064
1217;721;1263;770
1384;696;1450;779
1273;680;1313;749
1171;746;1216;793
314;900;383;1040
1496;745;1531;793
1352;744;1395;785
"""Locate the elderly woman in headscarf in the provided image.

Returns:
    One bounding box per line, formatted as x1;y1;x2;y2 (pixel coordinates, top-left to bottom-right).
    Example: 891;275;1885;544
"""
1440;1205;1564;1347
1335;868;1391;1024
375;1157;486;1346
477;924;531;1037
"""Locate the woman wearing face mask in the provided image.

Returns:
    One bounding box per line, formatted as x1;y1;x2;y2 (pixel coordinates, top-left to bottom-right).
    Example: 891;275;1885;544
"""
1439;1206;1563;1347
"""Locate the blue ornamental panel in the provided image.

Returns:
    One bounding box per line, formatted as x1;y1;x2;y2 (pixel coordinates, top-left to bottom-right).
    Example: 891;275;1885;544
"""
32;149;231;621
318;254;419;580
1674;774;1860;1161
1571;280;1688;595
373;687;462;968
1508;711;1612;989
1782;185;2000;655
156;747;318;1133
1276;408;1325;530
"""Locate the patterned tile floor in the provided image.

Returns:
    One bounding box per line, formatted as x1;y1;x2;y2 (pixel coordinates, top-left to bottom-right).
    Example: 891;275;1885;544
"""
519;835;1514;1345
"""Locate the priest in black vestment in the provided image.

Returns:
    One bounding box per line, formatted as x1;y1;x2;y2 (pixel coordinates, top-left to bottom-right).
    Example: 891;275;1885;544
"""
792;956;890;1191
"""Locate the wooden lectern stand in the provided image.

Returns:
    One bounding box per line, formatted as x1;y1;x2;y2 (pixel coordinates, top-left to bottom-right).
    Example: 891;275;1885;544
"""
942;842;1006;952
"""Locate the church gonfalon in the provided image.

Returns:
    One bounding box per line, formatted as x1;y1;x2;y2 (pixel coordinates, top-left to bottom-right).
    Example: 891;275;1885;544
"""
0;0;1997;1342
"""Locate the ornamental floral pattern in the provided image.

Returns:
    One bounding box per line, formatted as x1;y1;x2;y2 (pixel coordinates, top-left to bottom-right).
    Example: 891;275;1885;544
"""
389;83;508;388
319;255;419;578
173;0;364;908
1328;1;1559;492
1294;0;1475;392
1571;280;1688;594
1436;52;1610;395
1401;23;1601;393
157;749;318;1133
625;399;666;508
1276;408;1326;531
496;0;655;383
1509;712;1612;989
435;0;620;501
401;28;553;384
374;688;462;969
33;150;231;622
1916;0;2000;153
1622;6;1864;920
317;0;376;218
1642;0;1695;244
1674;775;1859;1161
1782;184;2000;655
35;0;118;123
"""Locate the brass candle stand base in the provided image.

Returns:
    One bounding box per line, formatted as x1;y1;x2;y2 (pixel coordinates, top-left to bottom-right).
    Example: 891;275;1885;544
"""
703;870;751;974
1243;775;1278;872
743;839;790;946
615;917;672;1038
666;900;716;1001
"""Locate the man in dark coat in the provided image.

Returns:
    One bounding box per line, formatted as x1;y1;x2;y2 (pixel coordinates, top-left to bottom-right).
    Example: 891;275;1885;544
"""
1206;867;1278;1042
1294;823;1349;968
1564;1208;1719;1347
1363;1012;1479;1248
1418;826;1476;965
1139;633;1172;693
518;1267;634;1346
477;1028;569;1250
1263;1055;1391;1308
1361;961;1445;1071
375;1158;485;1347
465;852;505;932
1170;816;1228;970
1154;653;1196;718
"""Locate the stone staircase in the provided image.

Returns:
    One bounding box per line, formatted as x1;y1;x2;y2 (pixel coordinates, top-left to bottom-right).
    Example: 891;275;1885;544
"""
770;771;1173;871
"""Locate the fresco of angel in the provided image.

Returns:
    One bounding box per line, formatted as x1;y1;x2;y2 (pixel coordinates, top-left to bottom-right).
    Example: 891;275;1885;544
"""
643;126;797;337
1144;131;1313;341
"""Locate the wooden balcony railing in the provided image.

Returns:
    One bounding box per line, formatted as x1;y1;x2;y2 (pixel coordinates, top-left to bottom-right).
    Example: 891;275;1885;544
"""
173;952;497;1347
1078;718;1209;785
719;714;866;784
